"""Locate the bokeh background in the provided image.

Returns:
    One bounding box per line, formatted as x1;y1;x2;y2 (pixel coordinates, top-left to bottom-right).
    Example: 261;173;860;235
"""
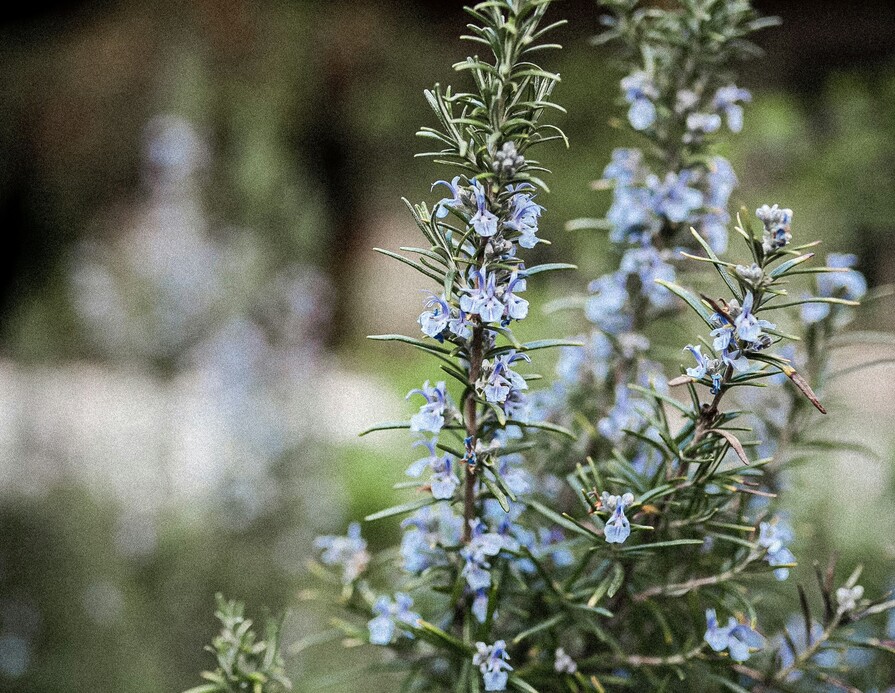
1;1;895;691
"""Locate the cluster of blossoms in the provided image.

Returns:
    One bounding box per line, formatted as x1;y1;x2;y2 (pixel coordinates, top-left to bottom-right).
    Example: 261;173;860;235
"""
394;169;554;655
473;640;512;691
622;68;751;137
406;380;461;498
756;203;793;253
602;147;737;253
704;609;765;663
758;518;796;580
368;593;420;645
313;522;370;584
310;4;584;690
700;288;776;374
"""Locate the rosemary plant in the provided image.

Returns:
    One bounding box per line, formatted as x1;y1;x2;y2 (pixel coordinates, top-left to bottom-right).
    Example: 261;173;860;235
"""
312;1;579;690
185;2;895;691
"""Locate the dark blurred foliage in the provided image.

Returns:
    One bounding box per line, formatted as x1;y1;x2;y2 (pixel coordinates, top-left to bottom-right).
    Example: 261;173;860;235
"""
2;0;895;348
0;1;894;691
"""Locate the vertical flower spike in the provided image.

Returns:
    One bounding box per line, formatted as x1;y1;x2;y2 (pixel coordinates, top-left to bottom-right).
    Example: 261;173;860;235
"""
549;0;772;494
342;1;568;690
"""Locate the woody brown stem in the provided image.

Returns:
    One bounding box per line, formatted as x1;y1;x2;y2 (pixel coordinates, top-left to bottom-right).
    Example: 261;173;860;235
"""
692;363;734;445
463;321;484;543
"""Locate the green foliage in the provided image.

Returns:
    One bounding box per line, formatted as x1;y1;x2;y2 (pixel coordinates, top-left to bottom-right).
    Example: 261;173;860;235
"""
183;595;291;693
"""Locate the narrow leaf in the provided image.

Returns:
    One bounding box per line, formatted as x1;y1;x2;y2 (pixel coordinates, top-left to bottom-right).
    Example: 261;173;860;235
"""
713;430;750;465
364;497;437;522
482;474;510;512
523;262;578;275
654;280;714;326
368;334;451;354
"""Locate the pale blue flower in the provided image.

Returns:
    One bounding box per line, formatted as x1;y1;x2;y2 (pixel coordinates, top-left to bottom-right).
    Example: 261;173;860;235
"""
675;88;700;113
684;344;710;379
503;272;529;321
709;294;772;370
603;148;643;185
709;313;749;371
471;180;499;237
598;385;646;443
460;268;504;323
619;246;676;311
699;214;730;255
652;171;703;224
607;184;656;243
817;253;867;301
800;297;830;324
429;454;460;499
400;505;463;573
498;454;532;497
734;291;775;345
536;527;574;567
449;309;473;340
408;380;448;433
686;111;722;134
406;440;459;500
758;519;795;580
314;522;370;583
621;71;658;130
433;176;467;218
368;593;420;645
472;589;489;623
712;85;751;133
601;491;634;544
705;156;738;208
473;640;513;691
504;187;544;249
803;253;867;324
556;332;612;385
418;293;451;339
460;519;506;590
480;351;530;404
684;344;723;394
586;273;632;334
776;616;836;681
704;609;765;662
699;156;737;253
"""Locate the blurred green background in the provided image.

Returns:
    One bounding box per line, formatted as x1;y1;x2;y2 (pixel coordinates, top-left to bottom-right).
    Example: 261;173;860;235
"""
1;1;895;691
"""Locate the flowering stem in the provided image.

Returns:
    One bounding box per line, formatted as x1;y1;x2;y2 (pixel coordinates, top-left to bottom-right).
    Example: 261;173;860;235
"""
463;320;484;544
